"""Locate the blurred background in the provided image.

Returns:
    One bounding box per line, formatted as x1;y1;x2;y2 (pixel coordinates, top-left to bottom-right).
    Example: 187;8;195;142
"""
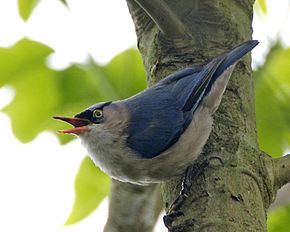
0;0;290;231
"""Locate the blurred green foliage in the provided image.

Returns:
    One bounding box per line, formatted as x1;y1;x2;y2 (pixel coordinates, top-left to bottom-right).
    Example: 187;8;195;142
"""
18;0;68;20
256;0;267;14
18;0;39;20
268;205;290;232
65;157;110;225
0;38;146;224
254;44;290;157
0;39;146;144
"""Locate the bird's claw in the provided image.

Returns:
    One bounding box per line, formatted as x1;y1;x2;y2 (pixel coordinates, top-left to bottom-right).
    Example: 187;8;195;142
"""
163;161;209;229
163;211;184;229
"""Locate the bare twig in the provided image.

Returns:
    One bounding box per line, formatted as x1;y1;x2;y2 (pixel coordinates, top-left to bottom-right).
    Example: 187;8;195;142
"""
270;183;290;210
104;180;162;232
273;154;290;190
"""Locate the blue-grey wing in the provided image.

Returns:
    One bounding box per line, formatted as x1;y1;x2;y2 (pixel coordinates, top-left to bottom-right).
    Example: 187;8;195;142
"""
161;40;259;113
168;60;222;112
125;88;190;158
125;63;219;159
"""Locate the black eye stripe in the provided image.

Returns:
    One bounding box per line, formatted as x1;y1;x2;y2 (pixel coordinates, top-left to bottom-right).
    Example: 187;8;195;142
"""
74;101;112;124
101;101;112;108
74;110;91;119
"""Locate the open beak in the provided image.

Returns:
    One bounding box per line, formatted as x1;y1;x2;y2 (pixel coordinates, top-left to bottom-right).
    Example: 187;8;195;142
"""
53;116;91;135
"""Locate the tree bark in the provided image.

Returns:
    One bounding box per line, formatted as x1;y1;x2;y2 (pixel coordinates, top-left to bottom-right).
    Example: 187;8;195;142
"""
104;180;163;232
105;0;290;231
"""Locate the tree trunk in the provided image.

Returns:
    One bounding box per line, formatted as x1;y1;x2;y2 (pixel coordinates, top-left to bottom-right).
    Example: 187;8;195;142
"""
105;1;290;231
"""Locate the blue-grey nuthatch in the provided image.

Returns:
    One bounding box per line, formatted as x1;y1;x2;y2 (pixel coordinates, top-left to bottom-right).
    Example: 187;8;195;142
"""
54;40;258;185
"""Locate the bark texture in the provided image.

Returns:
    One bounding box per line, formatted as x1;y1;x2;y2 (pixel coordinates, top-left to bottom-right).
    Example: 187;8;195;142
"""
104;0;290;231
104;180;162;232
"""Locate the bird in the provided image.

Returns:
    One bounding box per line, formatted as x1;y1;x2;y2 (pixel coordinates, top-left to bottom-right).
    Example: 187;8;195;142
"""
54;40;258;185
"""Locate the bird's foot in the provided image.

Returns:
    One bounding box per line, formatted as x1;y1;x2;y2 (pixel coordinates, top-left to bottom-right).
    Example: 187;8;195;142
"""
163;211;184;230
163;160;209;229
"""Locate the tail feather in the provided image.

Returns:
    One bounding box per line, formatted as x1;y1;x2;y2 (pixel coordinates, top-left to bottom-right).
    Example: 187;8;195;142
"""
183;40;259;112
213;40;259;79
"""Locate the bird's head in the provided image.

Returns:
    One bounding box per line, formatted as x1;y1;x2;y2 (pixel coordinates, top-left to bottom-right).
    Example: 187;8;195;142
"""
53;101;115;136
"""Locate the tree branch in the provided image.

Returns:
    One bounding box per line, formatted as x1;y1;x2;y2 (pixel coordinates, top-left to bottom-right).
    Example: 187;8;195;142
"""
273;154;290;190
104;180;162;232
270;183;290;210
133;0;190;39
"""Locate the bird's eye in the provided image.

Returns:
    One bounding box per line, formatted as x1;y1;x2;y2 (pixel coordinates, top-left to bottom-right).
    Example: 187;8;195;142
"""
93;109;103;119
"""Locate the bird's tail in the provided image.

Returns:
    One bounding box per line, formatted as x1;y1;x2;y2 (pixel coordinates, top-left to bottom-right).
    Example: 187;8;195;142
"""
182;40;258;112
213;40;259;78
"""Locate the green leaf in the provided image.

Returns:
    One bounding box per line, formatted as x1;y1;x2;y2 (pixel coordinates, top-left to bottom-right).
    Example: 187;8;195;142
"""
18;0;40;20
0;38;53;86
103;48;147;99
268;205;290;232
65;157;110;225
0;39;61;142
254;43;290;157
256;0;267;14
0;39;146;144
